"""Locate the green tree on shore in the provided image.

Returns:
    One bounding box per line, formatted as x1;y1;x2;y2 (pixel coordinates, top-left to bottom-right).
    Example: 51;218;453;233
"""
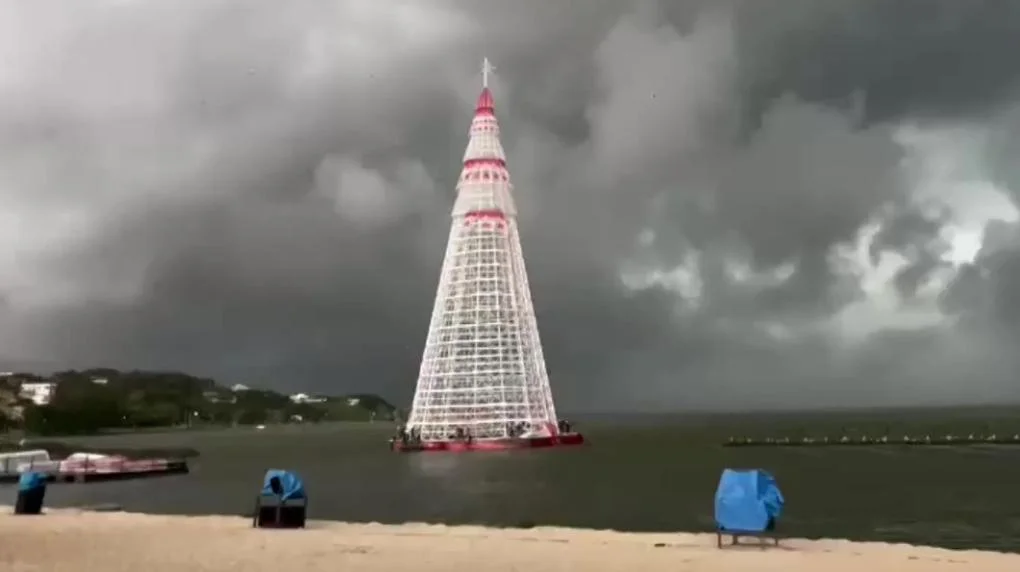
10;369;396;436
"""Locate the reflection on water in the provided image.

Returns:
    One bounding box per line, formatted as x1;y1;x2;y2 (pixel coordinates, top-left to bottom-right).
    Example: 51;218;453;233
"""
400;449;553;524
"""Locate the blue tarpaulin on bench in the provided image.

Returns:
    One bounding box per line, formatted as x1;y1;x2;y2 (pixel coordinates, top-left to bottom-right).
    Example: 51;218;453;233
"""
714;468;784;532
18;471;46;492
261;469;305;501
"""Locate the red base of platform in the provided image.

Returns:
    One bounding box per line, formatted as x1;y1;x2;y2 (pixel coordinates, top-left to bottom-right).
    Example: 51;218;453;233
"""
391;433;585;453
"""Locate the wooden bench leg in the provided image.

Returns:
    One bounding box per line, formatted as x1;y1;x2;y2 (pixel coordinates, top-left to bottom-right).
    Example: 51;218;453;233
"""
716;531;782;549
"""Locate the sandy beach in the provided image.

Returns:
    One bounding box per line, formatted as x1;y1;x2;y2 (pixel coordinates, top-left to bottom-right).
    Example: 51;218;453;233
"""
0;508;1016;572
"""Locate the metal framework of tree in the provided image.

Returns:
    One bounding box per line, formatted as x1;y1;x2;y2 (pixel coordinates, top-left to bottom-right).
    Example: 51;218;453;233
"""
406;59;560;441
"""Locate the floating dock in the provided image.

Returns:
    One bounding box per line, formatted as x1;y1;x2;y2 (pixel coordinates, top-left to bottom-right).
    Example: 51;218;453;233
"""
722;434;1020;448
0;450;189;484
391;432;585;453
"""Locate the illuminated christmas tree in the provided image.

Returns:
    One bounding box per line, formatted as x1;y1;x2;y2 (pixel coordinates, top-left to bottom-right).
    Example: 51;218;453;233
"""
402;60;580;450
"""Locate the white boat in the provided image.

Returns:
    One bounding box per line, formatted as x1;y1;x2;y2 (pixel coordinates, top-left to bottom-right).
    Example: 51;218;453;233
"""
0;449;58;475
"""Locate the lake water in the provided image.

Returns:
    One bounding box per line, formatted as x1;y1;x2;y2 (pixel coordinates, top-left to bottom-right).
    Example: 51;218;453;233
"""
16;415;1020;552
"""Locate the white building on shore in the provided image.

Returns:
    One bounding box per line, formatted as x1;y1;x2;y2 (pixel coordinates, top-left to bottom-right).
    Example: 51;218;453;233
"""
289;393;327;404
18;382;58;406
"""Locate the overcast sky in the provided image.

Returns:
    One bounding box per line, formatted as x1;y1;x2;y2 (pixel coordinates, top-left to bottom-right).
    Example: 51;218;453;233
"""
2;0;1020;411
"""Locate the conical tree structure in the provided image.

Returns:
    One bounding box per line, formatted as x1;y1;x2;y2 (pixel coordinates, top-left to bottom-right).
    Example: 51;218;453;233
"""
406;62;559;441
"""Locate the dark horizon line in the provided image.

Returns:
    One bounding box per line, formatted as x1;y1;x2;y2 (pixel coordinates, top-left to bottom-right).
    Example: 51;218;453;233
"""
562;401;1020;418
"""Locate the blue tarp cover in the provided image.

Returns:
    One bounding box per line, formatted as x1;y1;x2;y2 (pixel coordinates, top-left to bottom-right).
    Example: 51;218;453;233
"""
261;469;305;501
714;468;784;532
18;471;46;491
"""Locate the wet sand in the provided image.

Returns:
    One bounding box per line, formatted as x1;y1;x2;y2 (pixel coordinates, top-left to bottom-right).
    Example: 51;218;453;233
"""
0;508;1016;572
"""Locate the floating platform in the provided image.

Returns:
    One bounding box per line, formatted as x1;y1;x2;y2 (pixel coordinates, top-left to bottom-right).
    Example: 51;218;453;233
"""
723;434;1020;448
391;432;585;453
0;454;189;484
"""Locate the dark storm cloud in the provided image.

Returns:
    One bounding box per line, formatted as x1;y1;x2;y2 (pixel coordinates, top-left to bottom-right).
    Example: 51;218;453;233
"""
943;219;1020;336
22;201;441;388
732;0;1020;125
934;103;1020;342
2;0;1019;410
869;208;954;299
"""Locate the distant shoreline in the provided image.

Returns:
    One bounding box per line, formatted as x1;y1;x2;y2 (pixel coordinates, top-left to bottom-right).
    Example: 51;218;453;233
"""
2;419;389;440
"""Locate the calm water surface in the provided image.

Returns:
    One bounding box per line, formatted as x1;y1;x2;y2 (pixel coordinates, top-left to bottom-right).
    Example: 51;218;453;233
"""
17;418;1020;552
